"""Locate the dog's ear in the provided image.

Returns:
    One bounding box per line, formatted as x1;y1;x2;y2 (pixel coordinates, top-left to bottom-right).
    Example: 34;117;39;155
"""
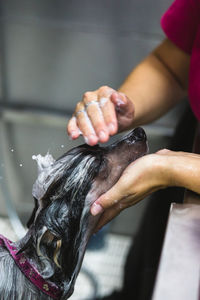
36;226;62;272
28;176;64;228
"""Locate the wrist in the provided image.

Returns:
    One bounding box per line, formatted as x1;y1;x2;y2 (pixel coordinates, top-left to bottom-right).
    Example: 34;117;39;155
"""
137;153;175;191
169;155;200;191
154;152;177;188
156;150;200;194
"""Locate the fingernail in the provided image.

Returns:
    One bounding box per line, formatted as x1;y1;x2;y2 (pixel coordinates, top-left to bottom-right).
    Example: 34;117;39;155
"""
71;131;78;139
116;98;125;106
91;202;104;216
68;131;77;140
99;130;107;141
108;123;116;134
84;135;98;145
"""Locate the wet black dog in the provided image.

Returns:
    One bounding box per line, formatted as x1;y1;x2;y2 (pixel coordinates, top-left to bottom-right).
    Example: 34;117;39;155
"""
0;127;148;299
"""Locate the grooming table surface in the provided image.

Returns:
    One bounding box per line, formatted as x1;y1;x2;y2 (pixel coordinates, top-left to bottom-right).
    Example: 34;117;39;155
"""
152;203;200;300
0;217;132;299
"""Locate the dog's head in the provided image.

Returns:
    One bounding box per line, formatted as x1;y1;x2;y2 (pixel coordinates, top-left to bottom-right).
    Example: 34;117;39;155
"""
28;127;148;298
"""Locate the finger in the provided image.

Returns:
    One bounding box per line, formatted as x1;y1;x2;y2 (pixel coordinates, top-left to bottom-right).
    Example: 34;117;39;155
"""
110;92;128;113
156;148;171;155
82;91;109;143
94;204;122;232
110;92;135;130
84;86;118;141
85;101;109;143
98;97;118;136
97;86;118;135
83;88;109;143
76;111;99;145
90;182;126;216
75;102;99;146
67;116;80;140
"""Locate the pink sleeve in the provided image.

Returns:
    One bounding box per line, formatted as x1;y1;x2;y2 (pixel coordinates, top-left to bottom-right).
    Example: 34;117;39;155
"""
161;0;200;54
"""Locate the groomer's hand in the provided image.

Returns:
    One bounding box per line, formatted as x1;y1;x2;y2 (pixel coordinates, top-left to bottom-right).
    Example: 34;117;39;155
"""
67;86;135;145
91;149;176;231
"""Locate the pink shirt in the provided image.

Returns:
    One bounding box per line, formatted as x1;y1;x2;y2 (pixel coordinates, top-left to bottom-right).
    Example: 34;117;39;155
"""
161;0;200;120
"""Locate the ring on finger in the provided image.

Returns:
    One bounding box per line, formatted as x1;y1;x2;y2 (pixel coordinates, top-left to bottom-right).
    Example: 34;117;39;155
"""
85;100;99;109
75;109;85;117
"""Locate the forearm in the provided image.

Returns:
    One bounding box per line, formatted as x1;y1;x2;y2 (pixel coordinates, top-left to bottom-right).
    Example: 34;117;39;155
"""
68;39;190;145
119;39;190;127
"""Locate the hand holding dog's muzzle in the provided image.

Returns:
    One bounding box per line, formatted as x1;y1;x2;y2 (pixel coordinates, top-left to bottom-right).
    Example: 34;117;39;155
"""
91;151;174;232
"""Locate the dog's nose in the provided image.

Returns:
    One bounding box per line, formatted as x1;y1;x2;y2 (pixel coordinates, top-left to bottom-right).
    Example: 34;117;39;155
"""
134;127;147;141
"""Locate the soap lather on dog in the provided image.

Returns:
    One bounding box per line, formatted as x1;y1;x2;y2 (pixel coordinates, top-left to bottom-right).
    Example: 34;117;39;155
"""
0;127;147;299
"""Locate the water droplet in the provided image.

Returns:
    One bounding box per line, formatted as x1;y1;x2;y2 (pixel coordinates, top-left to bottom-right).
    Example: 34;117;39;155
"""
61;145;64;148
10;149;14;152
19;163;23;167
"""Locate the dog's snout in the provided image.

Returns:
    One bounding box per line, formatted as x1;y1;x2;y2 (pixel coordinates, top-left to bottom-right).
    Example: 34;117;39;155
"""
134;127;146;141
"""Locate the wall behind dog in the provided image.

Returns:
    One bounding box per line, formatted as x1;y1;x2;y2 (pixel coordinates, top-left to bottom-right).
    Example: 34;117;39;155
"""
0;0;183;236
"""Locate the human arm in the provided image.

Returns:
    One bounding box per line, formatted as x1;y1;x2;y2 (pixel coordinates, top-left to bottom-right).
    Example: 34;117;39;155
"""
119;38;189;126
91;150;200;231
67;38;190;145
